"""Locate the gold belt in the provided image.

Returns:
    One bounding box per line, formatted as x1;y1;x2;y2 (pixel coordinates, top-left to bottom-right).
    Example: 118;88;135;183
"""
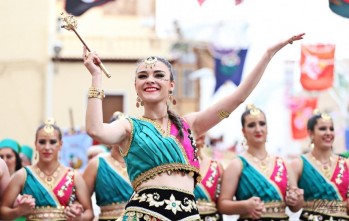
196;200;217;214
304;200;348;216
27;207;66;221
99;203;126;219
240;201;288;219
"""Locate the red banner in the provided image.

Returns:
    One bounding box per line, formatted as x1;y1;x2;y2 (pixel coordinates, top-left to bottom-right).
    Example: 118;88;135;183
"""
300;44;335;91
290;97;318;140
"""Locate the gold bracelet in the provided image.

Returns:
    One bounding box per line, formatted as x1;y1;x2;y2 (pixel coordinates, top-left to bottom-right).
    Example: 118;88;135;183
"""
88;87;105;100
217;110;230;120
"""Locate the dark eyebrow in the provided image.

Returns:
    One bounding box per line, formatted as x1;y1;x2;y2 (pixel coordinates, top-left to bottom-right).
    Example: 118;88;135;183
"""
136;70;165;75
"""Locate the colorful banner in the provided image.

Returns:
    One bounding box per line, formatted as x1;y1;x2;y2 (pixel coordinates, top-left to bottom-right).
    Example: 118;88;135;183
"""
329;0;349;19
290;97;318;140
61;132;93;172
300;44;335;91
197;0;206;6
213;48;248;92
65;0;115;16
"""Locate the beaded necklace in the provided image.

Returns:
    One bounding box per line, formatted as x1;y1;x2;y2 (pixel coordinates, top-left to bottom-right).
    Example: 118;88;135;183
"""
35;163;61;189
310;152;334;179
246;151;271;175
141;116;170;135
109;155;128;178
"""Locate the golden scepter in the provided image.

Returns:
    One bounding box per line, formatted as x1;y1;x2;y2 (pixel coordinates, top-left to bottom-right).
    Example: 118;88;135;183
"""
60;13;111;78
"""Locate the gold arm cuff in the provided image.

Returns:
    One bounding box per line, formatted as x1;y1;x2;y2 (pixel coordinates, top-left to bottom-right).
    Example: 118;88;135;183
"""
88;86;105;100
217;110;230;120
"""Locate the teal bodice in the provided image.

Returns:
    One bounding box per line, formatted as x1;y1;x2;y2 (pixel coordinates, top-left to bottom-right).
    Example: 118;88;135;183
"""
22;167;57;207
95;156;133;206
122;117;200;189
299;155;340;201
235;156;282;202
194;185;209;201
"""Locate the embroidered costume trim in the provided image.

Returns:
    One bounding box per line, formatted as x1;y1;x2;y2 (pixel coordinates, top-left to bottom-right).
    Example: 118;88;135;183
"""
131;163;200;190
27;206;66;220
123;186;200;221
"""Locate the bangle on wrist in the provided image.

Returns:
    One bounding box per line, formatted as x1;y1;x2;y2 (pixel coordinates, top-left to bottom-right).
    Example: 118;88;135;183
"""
88;87;105;100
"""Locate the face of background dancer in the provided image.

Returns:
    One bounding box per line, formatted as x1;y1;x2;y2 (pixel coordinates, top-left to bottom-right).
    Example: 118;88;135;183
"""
309;118;334;151
242;113;268;147
0;148;17;175
20;153;31;166
35;129;62;164
135;60;175;106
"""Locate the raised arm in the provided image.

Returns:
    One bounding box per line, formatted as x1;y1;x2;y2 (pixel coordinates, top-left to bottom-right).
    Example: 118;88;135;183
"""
185;33;305;136
83;47;131;146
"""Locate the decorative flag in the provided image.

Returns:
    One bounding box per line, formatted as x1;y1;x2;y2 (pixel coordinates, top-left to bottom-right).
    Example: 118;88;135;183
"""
65;0;115;16
61;132;93;172
197;0;206;6
300;44;335;91
290;97;318;140
235;0;244;5
213;48;248;92
345;127;349;150
329;0;349;19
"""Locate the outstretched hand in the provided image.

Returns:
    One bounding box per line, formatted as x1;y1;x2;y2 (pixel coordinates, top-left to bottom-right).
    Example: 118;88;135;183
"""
268;33;305;56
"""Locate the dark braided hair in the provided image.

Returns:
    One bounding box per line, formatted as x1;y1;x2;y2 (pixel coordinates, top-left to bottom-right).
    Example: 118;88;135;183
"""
136;56;184;139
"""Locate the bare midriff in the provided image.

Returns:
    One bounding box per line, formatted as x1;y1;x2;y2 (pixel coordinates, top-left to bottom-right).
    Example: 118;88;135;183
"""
137;171;195;192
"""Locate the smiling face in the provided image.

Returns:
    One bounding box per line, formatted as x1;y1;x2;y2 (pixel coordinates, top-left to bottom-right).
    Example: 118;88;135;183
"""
309;118;334;150
242;112;267;147
135;58;175;106
35;128;62;164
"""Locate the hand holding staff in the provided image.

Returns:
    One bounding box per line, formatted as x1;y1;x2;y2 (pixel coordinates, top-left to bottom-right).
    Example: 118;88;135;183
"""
60;13;111;78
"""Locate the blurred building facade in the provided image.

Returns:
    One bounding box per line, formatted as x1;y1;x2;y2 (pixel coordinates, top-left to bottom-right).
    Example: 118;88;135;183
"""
0;0;200;144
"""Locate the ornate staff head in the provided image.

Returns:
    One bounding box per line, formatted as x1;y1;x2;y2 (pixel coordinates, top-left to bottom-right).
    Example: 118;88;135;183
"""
59;12;111;78
60;12;78;31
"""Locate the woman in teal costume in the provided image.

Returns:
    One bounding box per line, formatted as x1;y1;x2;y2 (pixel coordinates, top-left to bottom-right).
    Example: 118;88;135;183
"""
83;112;134;221
0;118;94;221
291;110;349;221
194;133;224;221
218;105;304;220
82;33;304;220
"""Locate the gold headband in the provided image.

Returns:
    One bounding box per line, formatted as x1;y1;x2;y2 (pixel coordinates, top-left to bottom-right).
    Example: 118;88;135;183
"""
246;104;261;116
44;118;56;135
313;109;332;121
144;56;157;69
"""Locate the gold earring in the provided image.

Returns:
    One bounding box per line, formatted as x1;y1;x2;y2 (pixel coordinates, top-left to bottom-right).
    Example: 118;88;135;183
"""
34;152;38;161
241;139;247;150
169;91;177;105
136;96;143;108
309;139;314;150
